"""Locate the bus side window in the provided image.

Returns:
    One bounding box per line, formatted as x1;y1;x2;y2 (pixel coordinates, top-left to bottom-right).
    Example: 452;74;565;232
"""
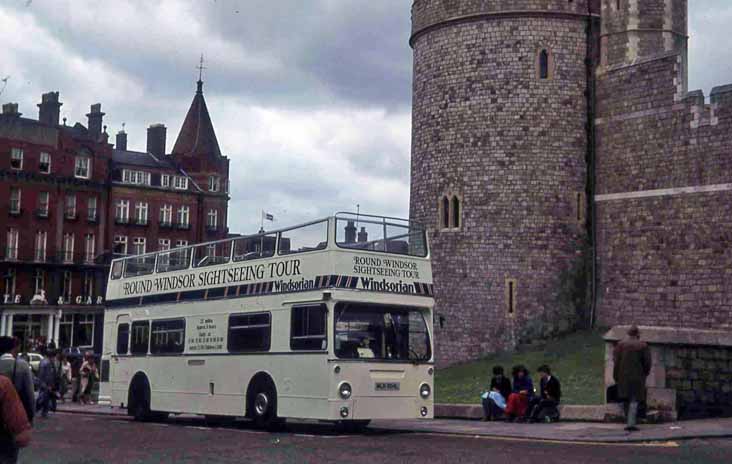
117;323;130;355
150;319;186;354
290;305;327;351
111;260;124;280
130;321;150;356
228;313;271;352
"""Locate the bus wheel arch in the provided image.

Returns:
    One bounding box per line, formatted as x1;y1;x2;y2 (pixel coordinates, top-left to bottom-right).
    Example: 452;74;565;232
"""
128;372;151;421
246;372;282;430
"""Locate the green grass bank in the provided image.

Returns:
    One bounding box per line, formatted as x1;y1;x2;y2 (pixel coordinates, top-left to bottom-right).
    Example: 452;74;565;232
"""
435;330;606;405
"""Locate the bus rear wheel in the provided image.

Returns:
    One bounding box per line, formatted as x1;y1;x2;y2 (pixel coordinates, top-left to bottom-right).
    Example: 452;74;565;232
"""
248;380;282;430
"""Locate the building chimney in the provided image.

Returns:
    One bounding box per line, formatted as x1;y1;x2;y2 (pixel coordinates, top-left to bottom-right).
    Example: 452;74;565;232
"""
147;124;167;156
116;129;128;151
344;220;357;243
358;227;368;243
1;103;21;117
86;103;105;139
37;92;62;126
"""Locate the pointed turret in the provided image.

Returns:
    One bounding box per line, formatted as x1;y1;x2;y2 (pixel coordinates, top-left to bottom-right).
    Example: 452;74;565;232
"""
171;78;222;158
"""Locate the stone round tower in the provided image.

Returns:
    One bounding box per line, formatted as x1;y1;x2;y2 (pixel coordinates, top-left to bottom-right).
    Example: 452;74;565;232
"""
409;0;599;365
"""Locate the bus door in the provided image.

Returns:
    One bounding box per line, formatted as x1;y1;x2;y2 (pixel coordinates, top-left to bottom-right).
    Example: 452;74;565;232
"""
112;314;132;395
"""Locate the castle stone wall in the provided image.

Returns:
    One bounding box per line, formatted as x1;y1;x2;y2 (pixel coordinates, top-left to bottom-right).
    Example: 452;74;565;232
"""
410;0;592;366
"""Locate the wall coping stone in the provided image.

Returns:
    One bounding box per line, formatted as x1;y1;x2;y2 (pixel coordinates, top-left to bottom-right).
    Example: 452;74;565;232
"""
604;326;732;348
710;84;732;96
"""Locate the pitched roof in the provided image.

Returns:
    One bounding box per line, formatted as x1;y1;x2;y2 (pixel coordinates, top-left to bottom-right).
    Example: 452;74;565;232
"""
112;149;177;169
171;80;222;158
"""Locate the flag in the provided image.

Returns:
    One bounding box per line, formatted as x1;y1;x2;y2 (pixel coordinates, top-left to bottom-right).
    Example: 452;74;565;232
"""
264;212;274;221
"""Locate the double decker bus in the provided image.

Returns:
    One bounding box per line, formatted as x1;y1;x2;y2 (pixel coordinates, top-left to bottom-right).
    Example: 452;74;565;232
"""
99;213;434;429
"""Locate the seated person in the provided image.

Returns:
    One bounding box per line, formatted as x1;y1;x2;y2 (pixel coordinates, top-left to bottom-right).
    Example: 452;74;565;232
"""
504;365;534;421
528;365;561;423
356;339;375;359
481;365;512;421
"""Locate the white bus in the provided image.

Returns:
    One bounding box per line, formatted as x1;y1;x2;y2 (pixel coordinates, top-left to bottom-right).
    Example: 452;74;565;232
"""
100;213;434;429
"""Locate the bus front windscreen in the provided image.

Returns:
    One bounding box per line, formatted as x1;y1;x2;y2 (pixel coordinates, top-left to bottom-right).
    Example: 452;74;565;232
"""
334;303;431;362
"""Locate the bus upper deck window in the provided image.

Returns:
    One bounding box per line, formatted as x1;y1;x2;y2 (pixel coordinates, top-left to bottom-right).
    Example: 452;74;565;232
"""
111;261;124;280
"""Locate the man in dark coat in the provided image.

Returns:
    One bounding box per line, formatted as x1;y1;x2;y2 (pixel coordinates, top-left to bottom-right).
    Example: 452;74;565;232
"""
0;336;34;424
613;325;652;431
528;365;561;422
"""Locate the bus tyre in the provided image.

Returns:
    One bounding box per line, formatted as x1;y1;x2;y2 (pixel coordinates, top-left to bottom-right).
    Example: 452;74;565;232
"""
249;381;281;430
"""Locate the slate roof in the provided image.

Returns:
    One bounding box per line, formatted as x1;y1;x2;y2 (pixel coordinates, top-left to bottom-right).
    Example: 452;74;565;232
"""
171;80;222;158
112;149;177;169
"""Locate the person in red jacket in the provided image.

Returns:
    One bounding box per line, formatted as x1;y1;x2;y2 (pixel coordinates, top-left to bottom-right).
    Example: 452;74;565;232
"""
0;375;32;463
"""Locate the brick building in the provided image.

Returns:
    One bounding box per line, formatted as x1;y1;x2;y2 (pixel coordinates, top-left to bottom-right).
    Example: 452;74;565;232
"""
0;77;229;354
409;0;732;374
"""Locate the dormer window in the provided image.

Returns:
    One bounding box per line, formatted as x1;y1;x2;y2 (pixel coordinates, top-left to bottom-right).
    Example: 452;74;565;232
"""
208;176;220;193
173;176;188;190
122;169;151;185
74;156;91;179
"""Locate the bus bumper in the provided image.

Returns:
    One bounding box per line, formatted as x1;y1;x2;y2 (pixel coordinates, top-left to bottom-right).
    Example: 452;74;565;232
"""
329;397;433;421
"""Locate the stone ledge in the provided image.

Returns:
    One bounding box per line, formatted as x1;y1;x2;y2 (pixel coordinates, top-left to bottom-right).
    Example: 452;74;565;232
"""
604;326;732;348
434;403;629;422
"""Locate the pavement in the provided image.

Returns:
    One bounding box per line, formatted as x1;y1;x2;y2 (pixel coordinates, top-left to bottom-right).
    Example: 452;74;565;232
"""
55;402;732;444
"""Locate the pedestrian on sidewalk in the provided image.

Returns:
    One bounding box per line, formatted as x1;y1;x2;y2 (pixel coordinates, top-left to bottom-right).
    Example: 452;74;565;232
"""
0;375;32;464
504;365;534;421
528;365;561;423
481;365;511;421
0;336;35;424
79;352;98;405
613;325;652;432
36;347;58;419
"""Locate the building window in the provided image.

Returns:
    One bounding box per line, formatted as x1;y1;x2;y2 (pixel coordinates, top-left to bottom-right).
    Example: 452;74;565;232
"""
150;319;185;354
87;197;98;221
177;206;190;226
39;152;51;174
158;238;171;251
207;209;218;229
63;233;75;263
159;204;172;225
9;188;21;215
228;313;271;352
33;269;45;294
37;192;50;217
6;229;19;260
10;148;23;170
74;156;91;179
161;175;170;188
3;268;16;296
208;176;220;192
35;231;47;262
62;271;72;302
83;272;94;298
134;202;148;225
84;234;95;263
132;237;146;256
290;305;327;351
538;49;552;80
59;314;73;349
64;194;77;219
122;169;150;185
76;314;94;347
113;235;128;255
116;323;129;355
115;200;130;223
506;278;518;315
131;321;150;355
175;240;188;248
173;176;188;190
575;192;586;223
439;194;462;230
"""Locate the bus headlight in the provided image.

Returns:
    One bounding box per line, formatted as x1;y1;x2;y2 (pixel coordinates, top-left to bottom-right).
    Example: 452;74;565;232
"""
419;383;431;399
339;382;352;400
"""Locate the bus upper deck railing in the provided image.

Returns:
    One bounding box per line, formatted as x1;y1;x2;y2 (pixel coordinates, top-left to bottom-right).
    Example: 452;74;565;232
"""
110;213;429;281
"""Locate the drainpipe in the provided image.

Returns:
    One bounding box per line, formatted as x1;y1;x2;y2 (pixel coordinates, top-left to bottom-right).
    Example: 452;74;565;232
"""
585;4;600;328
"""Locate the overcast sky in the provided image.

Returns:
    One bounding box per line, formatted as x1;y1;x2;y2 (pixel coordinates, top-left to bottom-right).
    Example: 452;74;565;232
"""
1;0;729;234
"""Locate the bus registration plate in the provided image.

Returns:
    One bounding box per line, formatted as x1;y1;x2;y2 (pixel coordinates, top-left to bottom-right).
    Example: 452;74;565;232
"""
375;382;400;392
